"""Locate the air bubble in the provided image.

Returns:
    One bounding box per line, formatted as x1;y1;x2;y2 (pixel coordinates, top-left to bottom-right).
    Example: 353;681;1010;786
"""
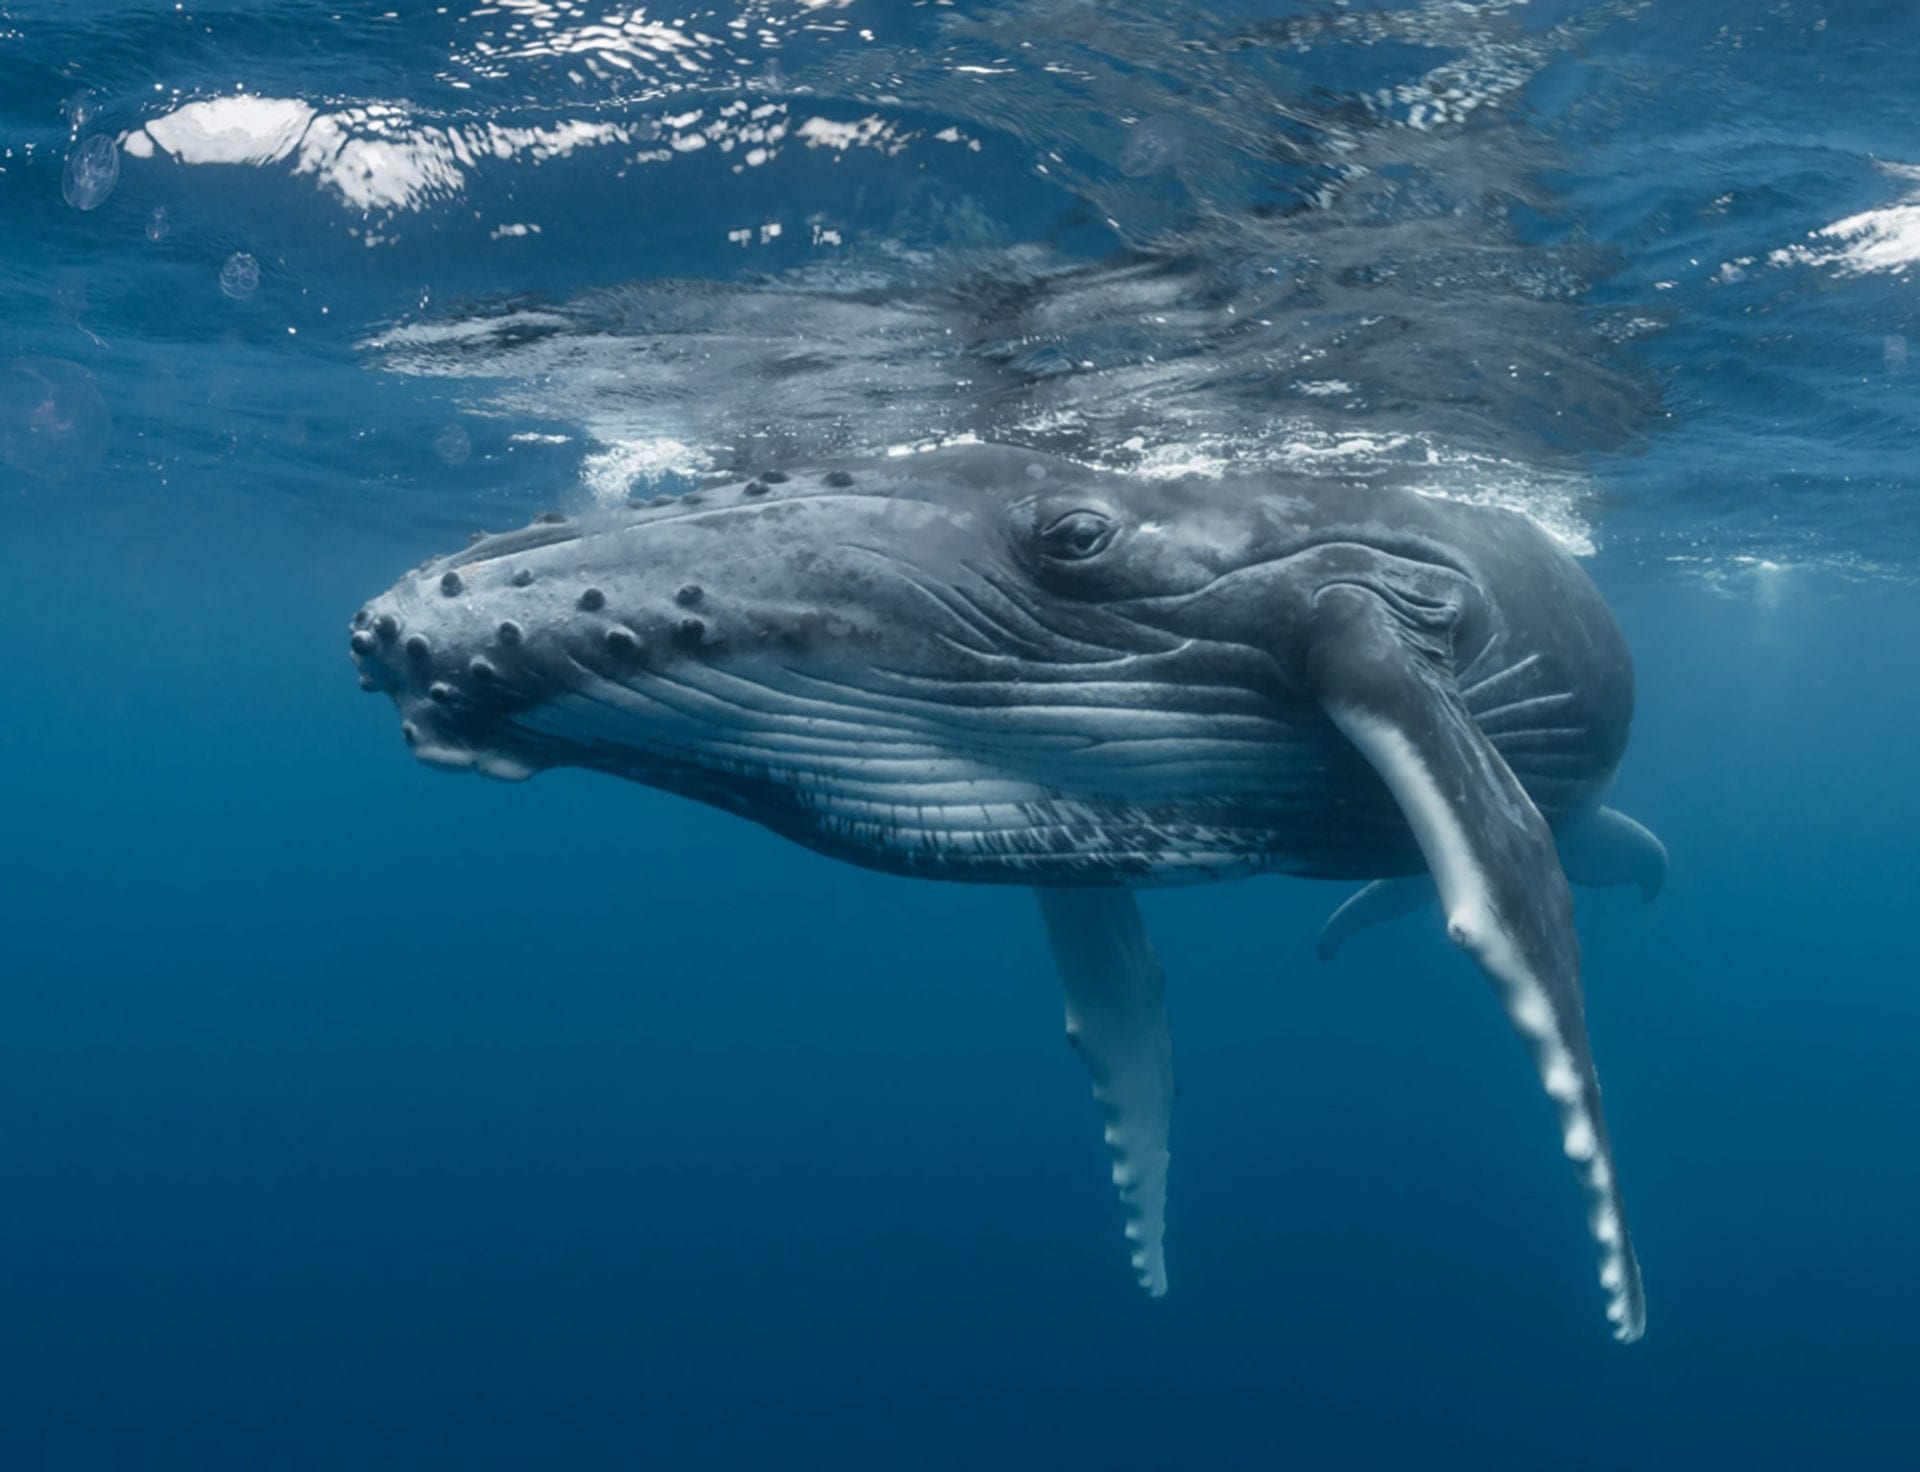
54;272;89;322
434;423;472;465
219;252;260;301
0;357;113;482
61;135;120;212
61;91;97;132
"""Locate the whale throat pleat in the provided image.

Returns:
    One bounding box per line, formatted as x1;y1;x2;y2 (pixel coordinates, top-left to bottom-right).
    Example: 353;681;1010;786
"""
1034;887;1174;1297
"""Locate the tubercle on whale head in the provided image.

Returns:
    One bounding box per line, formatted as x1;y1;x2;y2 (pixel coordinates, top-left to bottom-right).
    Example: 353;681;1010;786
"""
349;449;1477;772
348;452;1234;846
349;462;929;786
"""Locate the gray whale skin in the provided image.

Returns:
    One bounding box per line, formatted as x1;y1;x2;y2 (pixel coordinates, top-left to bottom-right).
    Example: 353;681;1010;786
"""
350;442;1667;1341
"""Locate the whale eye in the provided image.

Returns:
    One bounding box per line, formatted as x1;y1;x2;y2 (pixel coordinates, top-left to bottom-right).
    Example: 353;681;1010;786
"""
1037;508;1116;562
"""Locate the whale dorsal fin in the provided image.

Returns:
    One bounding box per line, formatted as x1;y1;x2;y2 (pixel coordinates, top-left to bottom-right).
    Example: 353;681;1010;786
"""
1034;887;1174;1297
1305;583;1648;1341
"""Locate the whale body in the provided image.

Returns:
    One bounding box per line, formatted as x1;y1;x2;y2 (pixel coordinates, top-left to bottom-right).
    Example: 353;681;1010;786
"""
350;443;1665;1340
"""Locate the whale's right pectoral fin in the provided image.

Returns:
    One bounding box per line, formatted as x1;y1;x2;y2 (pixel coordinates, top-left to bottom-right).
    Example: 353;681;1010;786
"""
1305;584;1647;1342
1034;886;1174;1298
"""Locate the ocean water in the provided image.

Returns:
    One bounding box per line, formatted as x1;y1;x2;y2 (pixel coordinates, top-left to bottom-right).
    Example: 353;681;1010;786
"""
3;2;1919;1467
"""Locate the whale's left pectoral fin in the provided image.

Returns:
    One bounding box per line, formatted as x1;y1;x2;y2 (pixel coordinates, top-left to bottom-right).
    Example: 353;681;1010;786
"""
1317;874;1437;960
1305;585;1647;1341
1034;887;1173;1297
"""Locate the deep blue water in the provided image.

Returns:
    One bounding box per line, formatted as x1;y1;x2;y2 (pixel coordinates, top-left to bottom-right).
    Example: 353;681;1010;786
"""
4;2;1919;1468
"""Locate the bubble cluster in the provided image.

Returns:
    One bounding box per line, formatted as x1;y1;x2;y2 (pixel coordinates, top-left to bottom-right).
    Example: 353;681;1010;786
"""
61;135;120;212
0;357;113;481
219;251;260;300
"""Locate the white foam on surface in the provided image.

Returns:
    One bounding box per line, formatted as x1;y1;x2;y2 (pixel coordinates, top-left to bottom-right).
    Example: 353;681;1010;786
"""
1075;424;1599;557
582;436;706;503
126;94;637;211
1766;160;1920;277
139;95;316;166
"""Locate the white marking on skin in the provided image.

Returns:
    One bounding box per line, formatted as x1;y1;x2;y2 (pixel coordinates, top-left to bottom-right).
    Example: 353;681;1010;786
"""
1511;992;1555;1039
1543;1057;1581;1102
1563;1116;1597;1161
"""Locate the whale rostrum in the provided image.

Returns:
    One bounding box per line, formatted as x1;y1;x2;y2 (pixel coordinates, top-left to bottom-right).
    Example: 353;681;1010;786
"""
350;444;1662;1341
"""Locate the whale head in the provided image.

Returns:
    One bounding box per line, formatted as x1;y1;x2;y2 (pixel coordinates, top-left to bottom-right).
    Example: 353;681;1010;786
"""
349;444;1509;881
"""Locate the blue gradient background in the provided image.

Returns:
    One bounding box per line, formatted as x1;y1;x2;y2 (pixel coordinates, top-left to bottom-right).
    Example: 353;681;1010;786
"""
4;1;1919;1467
6;501;1918;1469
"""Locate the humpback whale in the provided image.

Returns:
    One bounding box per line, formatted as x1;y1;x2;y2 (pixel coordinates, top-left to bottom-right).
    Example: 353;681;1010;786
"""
349;443;1665;1341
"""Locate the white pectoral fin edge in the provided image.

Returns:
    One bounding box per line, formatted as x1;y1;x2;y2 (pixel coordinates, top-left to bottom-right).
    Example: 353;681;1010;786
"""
1309;590;1646;1342
1034;887;1174;1297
